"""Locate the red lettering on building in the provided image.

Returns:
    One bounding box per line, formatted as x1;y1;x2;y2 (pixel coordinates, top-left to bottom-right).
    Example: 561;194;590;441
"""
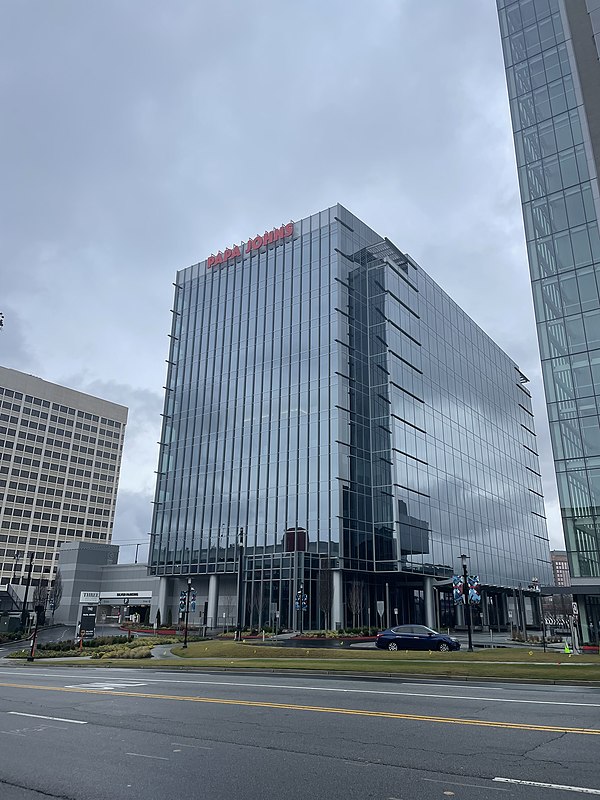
206;222;294;269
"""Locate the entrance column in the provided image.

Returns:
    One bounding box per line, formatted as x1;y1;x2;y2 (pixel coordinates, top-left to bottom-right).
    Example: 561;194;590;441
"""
424;577;436;629
156;577;168;625
208;574;219;629
332;571;343;631
501;592;509;626
480;589;489;630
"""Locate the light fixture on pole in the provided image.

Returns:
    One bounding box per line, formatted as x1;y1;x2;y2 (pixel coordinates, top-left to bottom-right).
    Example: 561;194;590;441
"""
20;552;34;631
11;550;21;584
235;528;245;642
460;553;473;653
530;576;546;653
183;577;192;649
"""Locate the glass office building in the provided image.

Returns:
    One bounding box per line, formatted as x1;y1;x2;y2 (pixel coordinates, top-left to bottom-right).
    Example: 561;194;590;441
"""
149;205;551;632
497;0;600;642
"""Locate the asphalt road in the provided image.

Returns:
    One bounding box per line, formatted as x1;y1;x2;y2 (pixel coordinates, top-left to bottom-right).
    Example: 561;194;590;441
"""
0;663;599;800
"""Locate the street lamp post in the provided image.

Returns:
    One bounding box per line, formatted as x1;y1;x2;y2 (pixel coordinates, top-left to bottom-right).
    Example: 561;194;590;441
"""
460;554;473;653
183;577;192;649
20;553;34;631
531;577;546;653
235;528;245;642
11;550;21;584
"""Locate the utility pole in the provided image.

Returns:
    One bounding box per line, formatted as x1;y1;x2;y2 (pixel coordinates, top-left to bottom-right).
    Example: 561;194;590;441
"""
235;528;245;641
460;554;473;653
20;552;34;630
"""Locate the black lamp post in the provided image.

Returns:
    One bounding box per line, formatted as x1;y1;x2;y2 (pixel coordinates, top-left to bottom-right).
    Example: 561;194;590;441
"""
235;528;245;641
531;577;546;653
183;577;192;649
11;550;21;584
460;553;473;653
20;552;34;631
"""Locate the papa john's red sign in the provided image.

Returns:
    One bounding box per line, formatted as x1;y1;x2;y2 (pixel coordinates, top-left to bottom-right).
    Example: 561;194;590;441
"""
207;222;294;269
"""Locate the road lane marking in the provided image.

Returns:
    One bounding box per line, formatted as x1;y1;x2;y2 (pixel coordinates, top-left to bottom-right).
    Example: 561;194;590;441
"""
126;753;169;761
7;712;87;724
494;778;600;794
80;677;599;709
423;778;509;792
5;671;595;709
171;742;212;749
0;681;600;735
65;682;148;689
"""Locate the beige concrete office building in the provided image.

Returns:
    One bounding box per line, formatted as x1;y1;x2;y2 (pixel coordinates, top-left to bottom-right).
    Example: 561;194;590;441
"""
0;367;128;594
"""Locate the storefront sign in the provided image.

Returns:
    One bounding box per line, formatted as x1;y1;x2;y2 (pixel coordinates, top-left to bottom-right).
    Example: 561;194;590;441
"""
207;222;294;269
80;590;153;605
80;591;100;605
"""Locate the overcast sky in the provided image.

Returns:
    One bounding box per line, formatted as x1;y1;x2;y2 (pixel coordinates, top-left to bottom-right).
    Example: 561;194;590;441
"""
0;0;565;562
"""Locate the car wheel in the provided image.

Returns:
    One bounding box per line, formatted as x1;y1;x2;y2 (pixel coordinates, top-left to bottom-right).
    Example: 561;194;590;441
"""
438;642;450;652
388;641;399;652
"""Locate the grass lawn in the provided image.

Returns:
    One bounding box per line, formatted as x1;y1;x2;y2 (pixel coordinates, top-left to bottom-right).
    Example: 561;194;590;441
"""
27;640;600;682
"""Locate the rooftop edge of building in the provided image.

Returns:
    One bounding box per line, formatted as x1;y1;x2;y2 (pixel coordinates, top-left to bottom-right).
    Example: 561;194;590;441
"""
0;365;128;423
174;202;531;390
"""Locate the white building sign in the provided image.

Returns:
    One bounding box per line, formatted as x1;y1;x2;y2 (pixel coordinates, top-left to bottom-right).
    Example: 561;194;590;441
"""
79;591;100;605
79;590;153;605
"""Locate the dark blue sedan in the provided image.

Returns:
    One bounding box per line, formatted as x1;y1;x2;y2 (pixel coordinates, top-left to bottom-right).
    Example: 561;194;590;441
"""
376;625;460;652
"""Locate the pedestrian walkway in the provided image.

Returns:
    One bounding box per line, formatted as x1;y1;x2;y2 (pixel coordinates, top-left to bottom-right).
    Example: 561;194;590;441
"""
151;644;179;659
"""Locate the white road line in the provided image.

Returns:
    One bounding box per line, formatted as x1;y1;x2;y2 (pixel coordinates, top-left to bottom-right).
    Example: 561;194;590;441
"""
7;712;87;724
494;778;600;794
2;671;598;708
422;778;509;792
65;682;148;689
171;742;212;749
126;753;169;761
83;677;599;709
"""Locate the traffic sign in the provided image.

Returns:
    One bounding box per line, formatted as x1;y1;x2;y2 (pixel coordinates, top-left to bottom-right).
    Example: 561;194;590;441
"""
376;600;385;618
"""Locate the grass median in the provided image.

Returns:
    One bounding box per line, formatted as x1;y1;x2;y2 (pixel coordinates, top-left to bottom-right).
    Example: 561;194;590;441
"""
165;640;600;681
26;639;599;682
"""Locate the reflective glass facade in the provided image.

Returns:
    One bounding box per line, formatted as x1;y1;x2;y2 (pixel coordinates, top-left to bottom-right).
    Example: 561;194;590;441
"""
149;205;550;630
497;0;600;640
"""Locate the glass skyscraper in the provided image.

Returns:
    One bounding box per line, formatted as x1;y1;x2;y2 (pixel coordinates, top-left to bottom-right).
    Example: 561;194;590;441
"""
497;0;600;643
149;205;551;632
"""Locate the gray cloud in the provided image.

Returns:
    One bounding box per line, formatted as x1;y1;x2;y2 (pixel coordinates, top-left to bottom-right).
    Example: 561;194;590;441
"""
0;0;565;555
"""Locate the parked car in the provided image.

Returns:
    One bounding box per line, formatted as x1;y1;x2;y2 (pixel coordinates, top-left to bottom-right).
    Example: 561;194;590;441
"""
376;625;460;652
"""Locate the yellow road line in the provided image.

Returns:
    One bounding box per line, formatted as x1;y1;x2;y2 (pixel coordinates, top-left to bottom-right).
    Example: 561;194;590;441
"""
1;681;599;735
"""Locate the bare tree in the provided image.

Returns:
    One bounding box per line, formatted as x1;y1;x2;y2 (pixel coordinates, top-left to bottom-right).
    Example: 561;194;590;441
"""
220;596;236;631
347;580;364;629
250;583;269;629
49;570;63;621
319;570;332;631
32;584;48;607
